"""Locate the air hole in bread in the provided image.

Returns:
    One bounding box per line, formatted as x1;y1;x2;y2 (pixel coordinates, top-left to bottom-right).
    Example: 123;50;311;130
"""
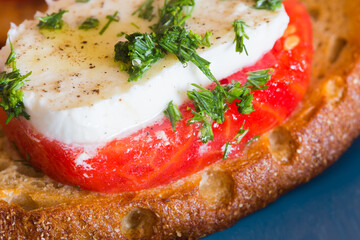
323;76;346;104
268;127;296;164
199;170;234;208
329;37;347;63
120;207;157;239
10;193;38;211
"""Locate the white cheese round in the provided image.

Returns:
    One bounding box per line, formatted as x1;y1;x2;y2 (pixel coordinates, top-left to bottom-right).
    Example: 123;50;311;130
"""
0;0;289;144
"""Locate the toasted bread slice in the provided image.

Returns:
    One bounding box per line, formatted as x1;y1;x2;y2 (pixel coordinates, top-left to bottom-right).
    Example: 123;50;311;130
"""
0;0;360;239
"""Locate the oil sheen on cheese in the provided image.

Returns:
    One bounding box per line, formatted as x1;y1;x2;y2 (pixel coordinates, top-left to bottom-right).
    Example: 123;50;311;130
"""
0;0;289;145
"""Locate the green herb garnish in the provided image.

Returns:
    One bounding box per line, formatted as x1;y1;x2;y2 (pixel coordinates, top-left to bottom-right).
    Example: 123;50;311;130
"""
132;0;156;21
114;33;164;81
164;101;183;131
201;31;212;48
76;0;90;2
223;142;232;159
187;68;273;143
117;32;126;37
131;22;141;29
151;0;195;32
79;17;99;30
187;109;214;143
114;1;214;82
254;0;283;11
233;122;249;144
246;135;260;145
37;10;68;30
232;19;249;55
244;68;273;90
0;41;31;124
99;11;119;35
156;26;217;82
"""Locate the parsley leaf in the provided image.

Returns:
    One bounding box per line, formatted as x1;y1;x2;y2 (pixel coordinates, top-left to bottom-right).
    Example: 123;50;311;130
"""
187;68;273;143
164;101;183;131
76;0;90;2
99;11;119;35
246;135;260;145
114;1;214;82
5;41;16;66
114;33;165;81
223;142;232;159
188;109;214;143
187;83;227;125
254;0;283;11
37;10;68;30
244;68;273;90
79;17;99;30
132;0;156;21
232;19;249;55
233;122;249;144
156;26;217;82
151;0;195;33
0;41;31;124
201;31;212;48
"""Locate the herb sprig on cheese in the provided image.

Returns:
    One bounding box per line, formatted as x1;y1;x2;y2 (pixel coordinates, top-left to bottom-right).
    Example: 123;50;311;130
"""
0;41;31;124
232;19;249;55
132;0;156;21
99;11;119;35
254;0;283;10
37;10;68;30
114;0;214;82
79;17;100;30
114;33;165;82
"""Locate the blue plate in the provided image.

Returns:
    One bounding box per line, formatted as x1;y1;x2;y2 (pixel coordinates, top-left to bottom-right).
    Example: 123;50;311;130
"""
205;136;360;240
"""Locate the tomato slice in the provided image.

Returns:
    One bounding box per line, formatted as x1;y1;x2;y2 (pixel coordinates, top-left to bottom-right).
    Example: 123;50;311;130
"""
0;0;313;193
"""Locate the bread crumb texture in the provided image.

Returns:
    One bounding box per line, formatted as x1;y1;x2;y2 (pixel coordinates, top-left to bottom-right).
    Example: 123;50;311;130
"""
0;0;360;239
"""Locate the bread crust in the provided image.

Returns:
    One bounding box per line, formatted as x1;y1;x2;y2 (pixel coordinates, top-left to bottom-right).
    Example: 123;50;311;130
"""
1;0;360;239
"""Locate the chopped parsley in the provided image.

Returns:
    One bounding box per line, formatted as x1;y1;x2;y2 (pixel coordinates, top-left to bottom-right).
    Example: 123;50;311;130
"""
0;41;31;124
201;31;212;48
223;142;232;159
244;68;273;90
187;68;273;143
79;17;99;30
99;11;119;35
131;22;141;29
117;32;127;37
76;0;90;2
37;10;68;30
151;0;195;33
232;19;249;55
254;0;283;11
114;33;164;81
114;0;274;148
233;122;249;144
132;0;156;21
156;26;216;82
114;0;214;82
246;135;260;145
164;101;183;131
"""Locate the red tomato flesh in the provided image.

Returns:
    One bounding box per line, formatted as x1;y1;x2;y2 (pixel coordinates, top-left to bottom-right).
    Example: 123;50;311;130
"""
0;0;313;193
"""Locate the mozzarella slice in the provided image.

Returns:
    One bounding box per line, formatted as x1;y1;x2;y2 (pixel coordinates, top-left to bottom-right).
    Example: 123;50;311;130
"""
0;0;289;144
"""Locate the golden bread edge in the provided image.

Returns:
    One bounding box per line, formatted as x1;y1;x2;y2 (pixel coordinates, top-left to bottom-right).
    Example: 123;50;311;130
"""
1;0;360;239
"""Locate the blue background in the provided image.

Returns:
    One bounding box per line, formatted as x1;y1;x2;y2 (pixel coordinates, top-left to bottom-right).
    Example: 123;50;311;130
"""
205;137;360;240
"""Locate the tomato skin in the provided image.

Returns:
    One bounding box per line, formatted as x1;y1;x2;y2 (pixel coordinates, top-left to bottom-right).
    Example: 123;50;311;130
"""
0;0;313;193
